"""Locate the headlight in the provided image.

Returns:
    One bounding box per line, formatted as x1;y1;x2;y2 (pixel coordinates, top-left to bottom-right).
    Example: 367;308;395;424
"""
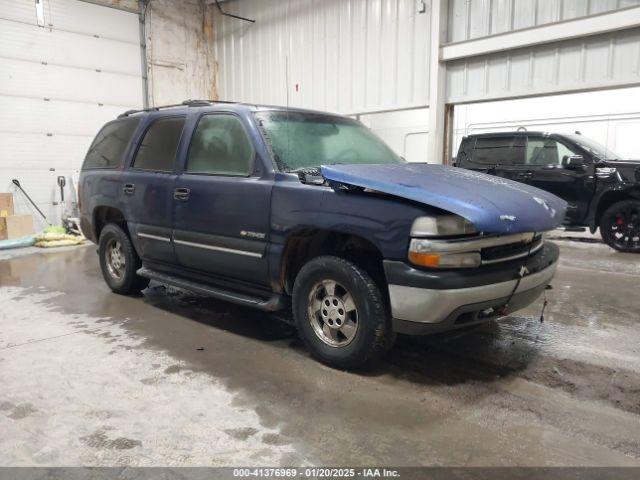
408;239;481;268
411;215;476;237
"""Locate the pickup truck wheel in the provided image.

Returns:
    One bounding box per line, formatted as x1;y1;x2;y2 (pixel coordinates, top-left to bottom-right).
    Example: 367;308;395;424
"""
98;223;150;294
292;255;394;369
599;200;640;253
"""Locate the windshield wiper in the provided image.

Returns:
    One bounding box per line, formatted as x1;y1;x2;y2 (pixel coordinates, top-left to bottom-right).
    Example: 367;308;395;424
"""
289;166;321;173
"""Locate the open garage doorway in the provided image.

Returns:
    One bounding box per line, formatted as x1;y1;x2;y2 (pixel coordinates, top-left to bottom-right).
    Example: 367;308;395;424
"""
450;86;640;247
452;86;640;163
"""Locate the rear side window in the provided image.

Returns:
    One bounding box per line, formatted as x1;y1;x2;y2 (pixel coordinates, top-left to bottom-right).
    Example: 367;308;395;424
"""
471;136;524;165
132;116;185;172
186;114;255;176
83;118;140;169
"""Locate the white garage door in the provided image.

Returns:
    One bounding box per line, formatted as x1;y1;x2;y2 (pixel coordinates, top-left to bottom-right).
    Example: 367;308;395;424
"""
0;0;143;228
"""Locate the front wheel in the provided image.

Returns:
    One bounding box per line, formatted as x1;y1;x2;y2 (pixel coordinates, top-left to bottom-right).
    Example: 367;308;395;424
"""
599;200;640;253
292;256;394;369
98;223;150;294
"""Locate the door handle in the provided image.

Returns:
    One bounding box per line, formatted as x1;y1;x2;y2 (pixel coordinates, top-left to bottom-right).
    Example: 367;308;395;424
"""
123;183;135;195
174;187;191;201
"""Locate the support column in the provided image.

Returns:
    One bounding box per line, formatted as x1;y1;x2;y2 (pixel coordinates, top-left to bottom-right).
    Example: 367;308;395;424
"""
427;0;449;164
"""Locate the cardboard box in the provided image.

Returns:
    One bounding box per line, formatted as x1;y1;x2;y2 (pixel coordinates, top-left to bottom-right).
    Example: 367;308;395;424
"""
0;193;14;217
0;214;35;240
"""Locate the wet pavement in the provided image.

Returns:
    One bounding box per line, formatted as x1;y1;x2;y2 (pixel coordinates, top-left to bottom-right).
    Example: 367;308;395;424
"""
0;240;639;466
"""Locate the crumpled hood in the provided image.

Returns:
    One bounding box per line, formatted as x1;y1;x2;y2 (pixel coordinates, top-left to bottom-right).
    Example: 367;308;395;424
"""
321;163;567;234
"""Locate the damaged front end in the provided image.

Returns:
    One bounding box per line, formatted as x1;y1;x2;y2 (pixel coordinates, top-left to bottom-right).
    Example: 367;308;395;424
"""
319;163;565;333
321;163;568;235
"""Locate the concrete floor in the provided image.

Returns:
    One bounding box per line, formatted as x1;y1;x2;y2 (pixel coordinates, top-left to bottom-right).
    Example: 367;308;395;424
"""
0;240;639;467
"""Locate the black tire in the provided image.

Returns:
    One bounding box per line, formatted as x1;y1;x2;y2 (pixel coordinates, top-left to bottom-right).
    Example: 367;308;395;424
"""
98;223;150;294
292;255;394;369
599;199;640;253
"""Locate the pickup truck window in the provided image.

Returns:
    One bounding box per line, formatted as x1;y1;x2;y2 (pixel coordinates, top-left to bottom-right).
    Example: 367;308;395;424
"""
524;136;579;165
470;136;524;165
82;117;140;169
255;111;403;172
132;116;185;172
565;134;621;161
186;114;254;176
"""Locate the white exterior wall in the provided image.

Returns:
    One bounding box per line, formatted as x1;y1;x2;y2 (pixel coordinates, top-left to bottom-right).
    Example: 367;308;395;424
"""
212;0;430;115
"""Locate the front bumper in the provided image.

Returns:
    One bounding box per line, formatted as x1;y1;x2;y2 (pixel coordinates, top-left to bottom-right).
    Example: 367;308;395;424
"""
385;242;559;334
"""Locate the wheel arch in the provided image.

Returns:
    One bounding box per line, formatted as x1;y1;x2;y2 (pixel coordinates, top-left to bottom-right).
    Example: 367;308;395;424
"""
593;188;640;231
92;206;128;241
279;228;387;298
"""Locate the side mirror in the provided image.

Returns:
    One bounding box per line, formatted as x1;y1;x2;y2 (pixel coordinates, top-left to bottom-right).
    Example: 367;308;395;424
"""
562;155;585;169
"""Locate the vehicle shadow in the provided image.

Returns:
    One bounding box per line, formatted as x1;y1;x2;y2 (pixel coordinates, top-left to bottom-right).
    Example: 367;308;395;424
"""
2;247;539;393
141;283;300;342
140;282;540;387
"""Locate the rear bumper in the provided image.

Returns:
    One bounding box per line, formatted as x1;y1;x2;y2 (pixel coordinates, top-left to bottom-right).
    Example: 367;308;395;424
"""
385;242;559;334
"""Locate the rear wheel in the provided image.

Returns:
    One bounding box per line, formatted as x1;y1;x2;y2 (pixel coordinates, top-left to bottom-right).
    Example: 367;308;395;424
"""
292;255;394;369
98;223;150;294
599;200;640;253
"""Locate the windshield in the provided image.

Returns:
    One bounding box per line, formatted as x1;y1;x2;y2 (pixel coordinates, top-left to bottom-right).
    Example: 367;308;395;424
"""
565;134;622;161
255;111;404;172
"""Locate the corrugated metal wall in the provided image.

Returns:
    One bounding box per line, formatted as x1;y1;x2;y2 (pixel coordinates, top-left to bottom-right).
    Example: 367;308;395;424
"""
213;0;430;115
446;27;640;103
447;0;640;43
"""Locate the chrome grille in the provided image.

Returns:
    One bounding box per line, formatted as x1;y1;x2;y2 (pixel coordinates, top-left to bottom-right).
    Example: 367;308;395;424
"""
481;235;543;264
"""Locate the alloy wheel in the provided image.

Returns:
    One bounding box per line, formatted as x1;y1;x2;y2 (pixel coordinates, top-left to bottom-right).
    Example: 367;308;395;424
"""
307;279;358;347
609;205;640;250
106;239;125;280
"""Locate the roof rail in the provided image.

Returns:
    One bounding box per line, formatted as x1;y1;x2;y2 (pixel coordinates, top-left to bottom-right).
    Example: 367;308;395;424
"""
117;103;183;118
117;99;244;118
181;99;245;106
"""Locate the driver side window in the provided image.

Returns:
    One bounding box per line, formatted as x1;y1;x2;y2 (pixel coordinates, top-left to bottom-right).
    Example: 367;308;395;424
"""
186;114;255;176
525;136;579;165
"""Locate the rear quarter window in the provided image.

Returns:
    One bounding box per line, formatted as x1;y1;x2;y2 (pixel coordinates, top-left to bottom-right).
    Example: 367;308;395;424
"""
132;116;186;172
82;117;141;169
470;136;524;165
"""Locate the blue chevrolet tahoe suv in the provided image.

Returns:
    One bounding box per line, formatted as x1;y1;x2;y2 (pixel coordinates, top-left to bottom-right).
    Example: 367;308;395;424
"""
79;100;566;369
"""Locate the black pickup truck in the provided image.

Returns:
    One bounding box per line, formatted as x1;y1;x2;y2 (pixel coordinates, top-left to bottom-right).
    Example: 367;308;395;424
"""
79;100;566;369
455;131;640;252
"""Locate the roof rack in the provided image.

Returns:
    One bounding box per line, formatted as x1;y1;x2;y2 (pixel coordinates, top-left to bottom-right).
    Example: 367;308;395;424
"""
117;99;244;118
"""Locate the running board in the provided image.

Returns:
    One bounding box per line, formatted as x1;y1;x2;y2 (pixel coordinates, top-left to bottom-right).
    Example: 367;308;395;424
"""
137;267;287;312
